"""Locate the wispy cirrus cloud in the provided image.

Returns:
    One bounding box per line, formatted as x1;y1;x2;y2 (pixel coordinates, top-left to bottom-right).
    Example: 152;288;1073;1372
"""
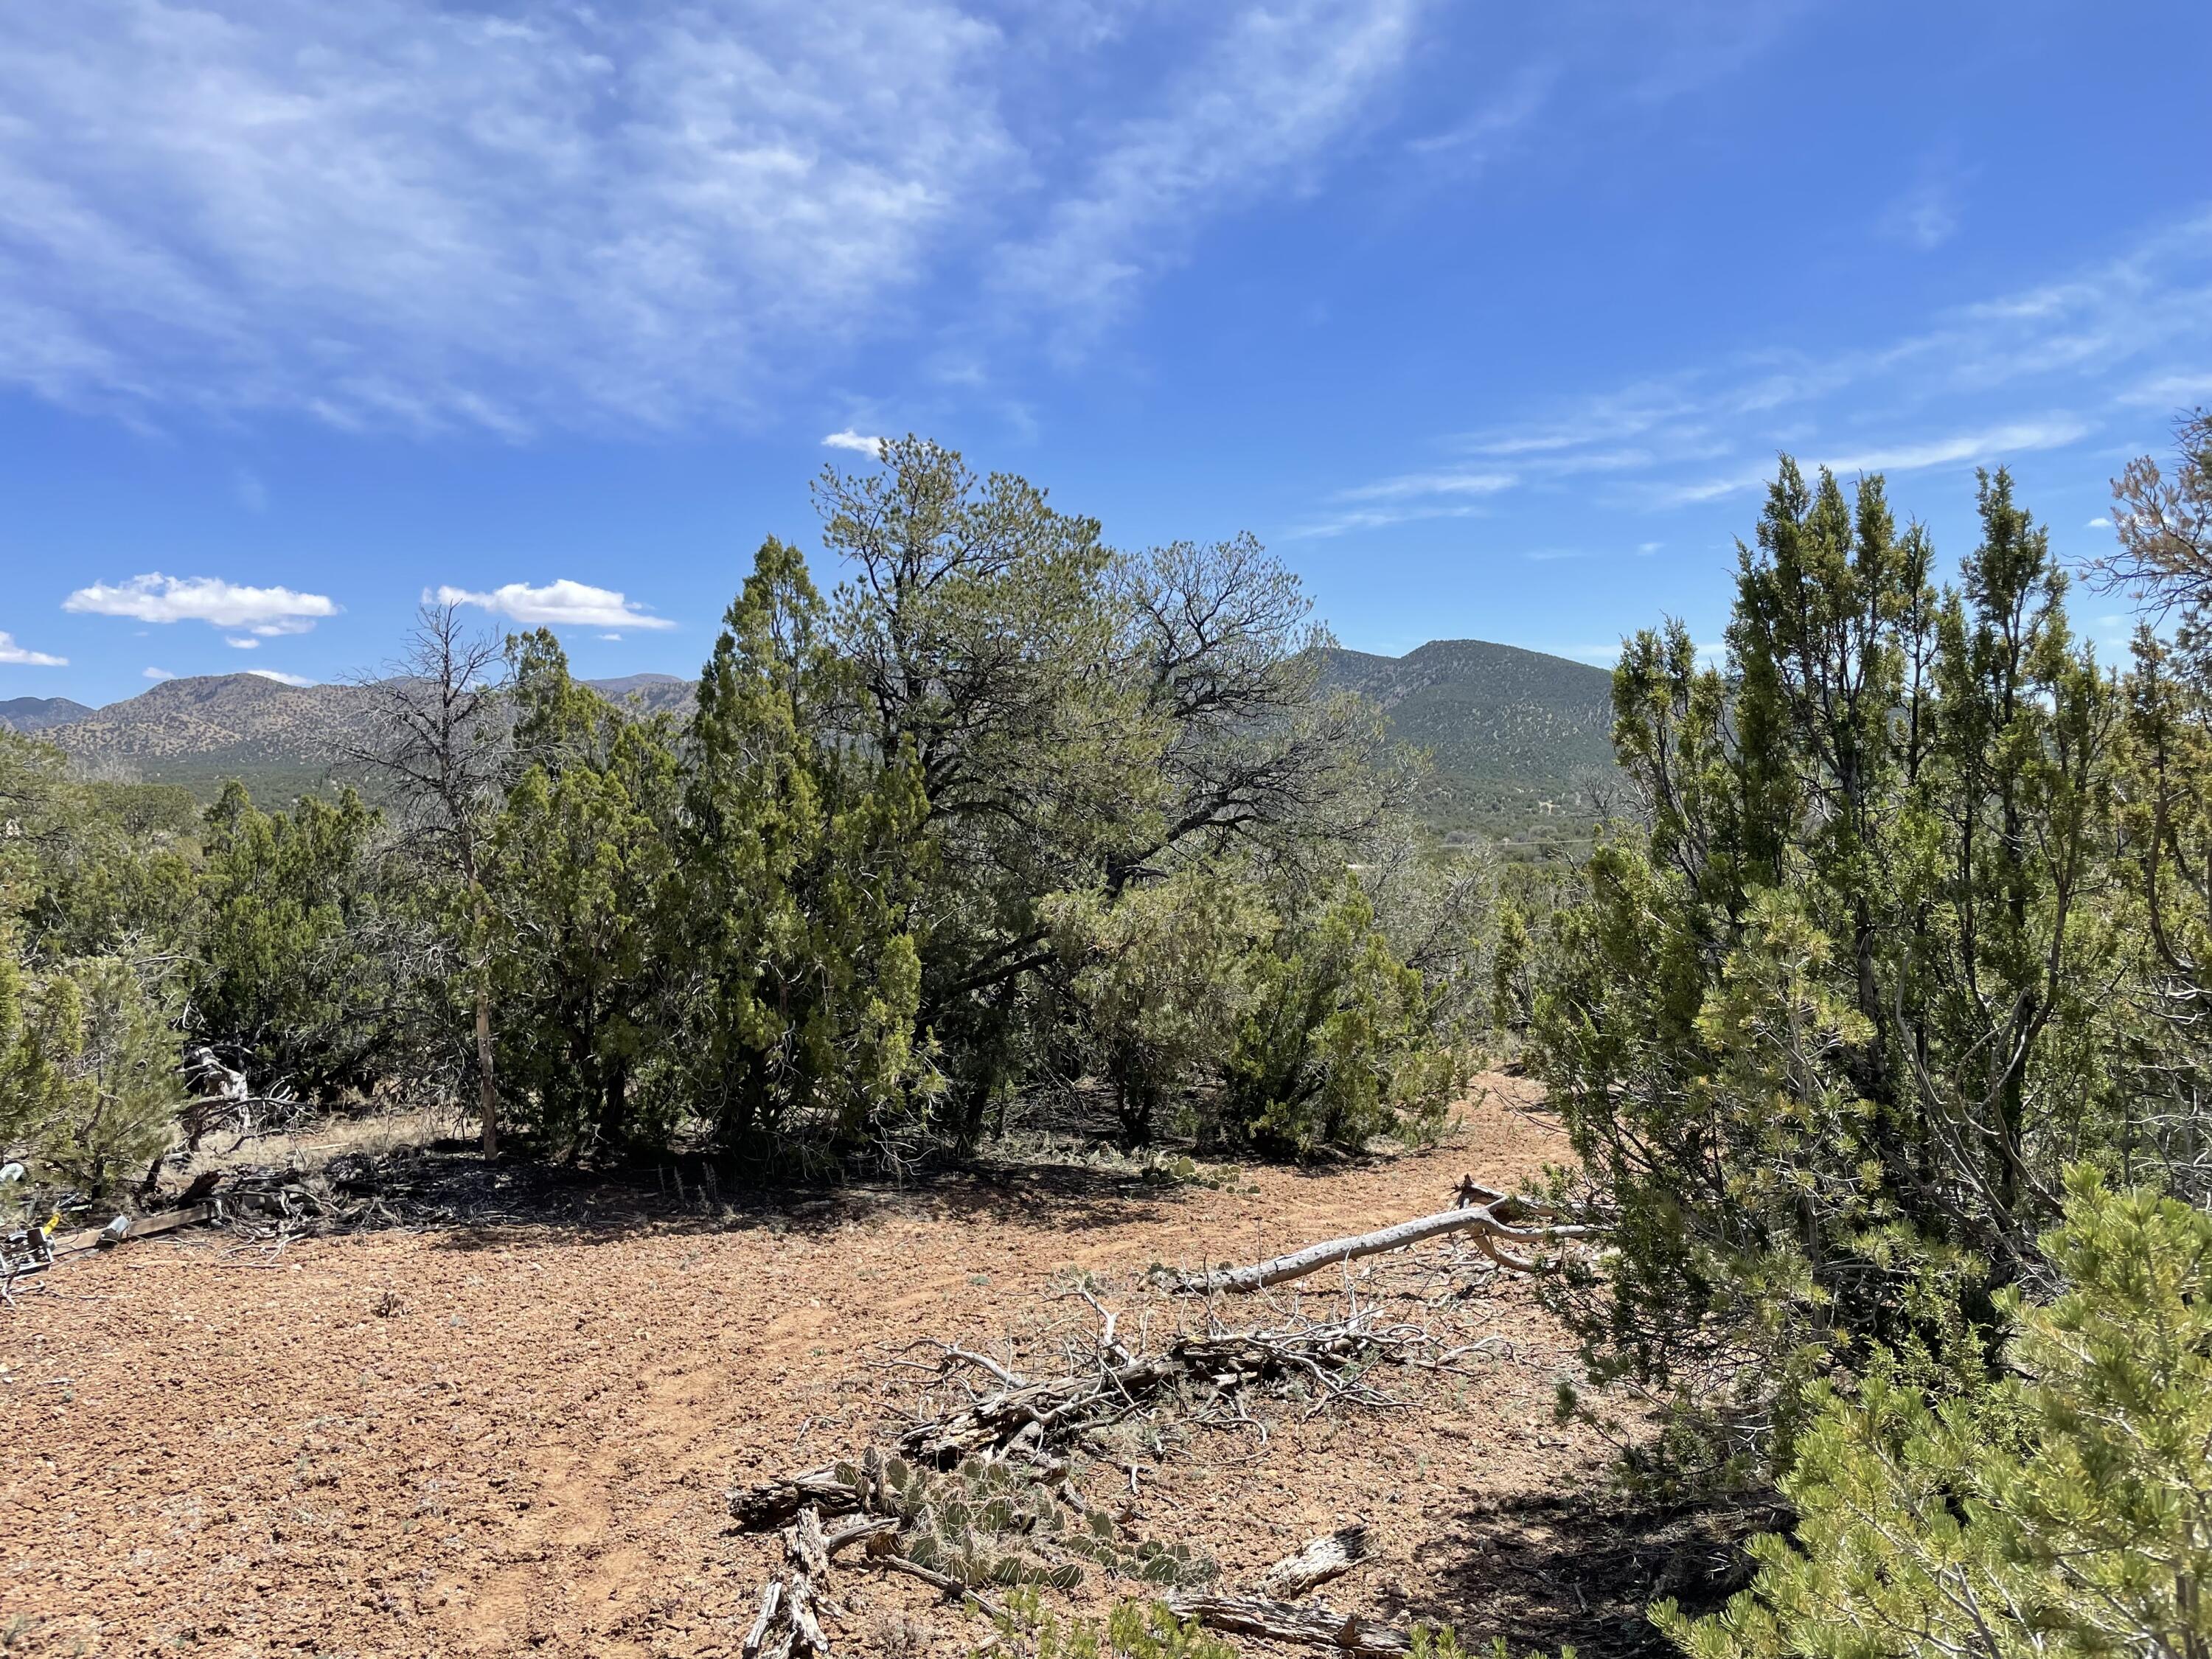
992;0;1422;352
1405;62;1555;173
0;632;66;667
0;1;1430;436
1653;417;2095;507
1287;502;1495;541
1315;211;2212;529
434;580;676;631
1338;468;1518;503
64;573;339;636
0;0;1027;435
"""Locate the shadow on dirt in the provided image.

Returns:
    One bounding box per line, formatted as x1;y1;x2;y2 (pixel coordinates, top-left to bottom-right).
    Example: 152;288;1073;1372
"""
1399;1472;1785;1659
253;1138;1195;1253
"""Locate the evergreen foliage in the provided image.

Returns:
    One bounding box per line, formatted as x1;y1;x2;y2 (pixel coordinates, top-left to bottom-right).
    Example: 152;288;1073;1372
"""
1533;461;2143;1480
1663;1169;2212;1659
672;540;936;1161
192;781;394;1099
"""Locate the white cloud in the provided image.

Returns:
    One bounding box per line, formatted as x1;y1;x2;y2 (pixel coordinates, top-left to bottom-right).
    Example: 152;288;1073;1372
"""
143;665;175;681
63;573;339;635
1636;541;1663;554
599;632;622;642
2087;516;2112;529
0;0;1020;433
1317;212;2212;526
822;429;886;456
224;636;259;649
1338;469;1517;503
1655;418;2094;507
993;0;1421;349
1879;161;1967;253
0;2;1431;431
1284;502;1492;541
247;668;315;687
0;632;66;667
1405;63;1554;172
434;579;676;631
2121;372;2212;407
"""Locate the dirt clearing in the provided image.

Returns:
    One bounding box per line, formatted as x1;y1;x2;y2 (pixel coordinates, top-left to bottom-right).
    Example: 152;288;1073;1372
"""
6;1082;1727;1658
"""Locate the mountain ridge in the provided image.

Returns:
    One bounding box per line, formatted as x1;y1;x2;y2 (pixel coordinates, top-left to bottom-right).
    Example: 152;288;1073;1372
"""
2;646;1621;837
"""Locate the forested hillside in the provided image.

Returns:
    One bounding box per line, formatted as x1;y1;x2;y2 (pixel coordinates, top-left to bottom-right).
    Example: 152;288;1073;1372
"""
1320;639;1618;842
6;644;1615;836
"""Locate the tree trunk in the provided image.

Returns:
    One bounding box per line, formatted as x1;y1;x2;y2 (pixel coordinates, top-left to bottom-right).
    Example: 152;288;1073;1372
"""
474;988;499;1158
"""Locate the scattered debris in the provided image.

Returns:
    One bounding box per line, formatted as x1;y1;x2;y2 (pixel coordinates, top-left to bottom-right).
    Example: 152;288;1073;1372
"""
729;1298;1498;1657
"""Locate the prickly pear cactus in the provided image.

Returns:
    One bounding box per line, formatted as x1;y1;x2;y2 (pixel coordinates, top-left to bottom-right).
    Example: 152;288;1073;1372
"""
848;1450;1217;1593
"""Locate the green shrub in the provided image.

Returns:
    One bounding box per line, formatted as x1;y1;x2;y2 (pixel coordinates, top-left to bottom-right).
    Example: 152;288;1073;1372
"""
977;1589;1237;1659
1;949;181;1194
1222;881;1464;1156
1662;1167;2212;1659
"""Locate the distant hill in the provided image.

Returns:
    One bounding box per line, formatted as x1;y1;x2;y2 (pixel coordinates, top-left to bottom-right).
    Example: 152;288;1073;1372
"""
1320;639;1621;842
585;673;695;717
0;696;94;734
1;672;698;802
1;650;1622;840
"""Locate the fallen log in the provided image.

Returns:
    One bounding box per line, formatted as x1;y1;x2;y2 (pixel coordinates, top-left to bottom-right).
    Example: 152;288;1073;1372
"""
1166;1590;1410;1655
1173;1196;1598;1295
52;1202;220;1257
1259;1525;1370;1598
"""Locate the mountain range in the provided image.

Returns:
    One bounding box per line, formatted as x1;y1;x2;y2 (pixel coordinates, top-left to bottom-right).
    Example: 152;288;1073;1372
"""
2;641;1619;842
0;672;694;802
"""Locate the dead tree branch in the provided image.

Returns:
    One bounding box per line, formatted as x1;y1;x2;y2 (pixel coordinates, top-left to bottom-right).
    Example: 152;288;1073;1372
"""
1173;1182;1599;1295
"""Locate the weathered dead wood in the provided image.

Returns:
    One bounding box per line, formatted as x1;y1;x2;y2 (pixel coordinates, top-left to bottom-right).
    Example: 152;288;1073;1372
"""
728;1307;1480;1658
898;1320;1442;1464
743;1506;840;1659
52;1202;220;1257
731;1466;869;1528
1166;1591;1410;1655
823;1515;897;1556
1173;1191;1597;1295
1259;1524;1371;1598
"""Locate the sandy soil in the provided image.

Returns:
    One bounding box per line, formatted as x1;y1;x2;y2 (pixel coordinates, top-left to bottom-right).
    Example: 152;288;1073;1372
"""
4;1081;1724;1659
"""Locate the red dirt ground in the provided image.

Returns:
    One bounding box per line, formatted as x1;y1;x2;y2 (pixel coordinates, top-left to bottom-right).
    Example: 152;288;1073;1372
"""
6;1081;1699;1659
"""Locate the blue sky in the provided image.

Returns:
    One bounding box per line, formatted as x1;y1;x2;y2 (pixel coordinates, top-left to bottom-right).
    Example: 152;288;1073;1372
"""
3;0;2209;706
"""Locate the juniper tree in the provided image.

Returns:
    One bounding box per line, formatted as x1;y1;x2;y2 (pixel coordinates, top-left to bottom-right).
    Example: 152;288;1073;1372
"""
1535;462;2123;1478
192;782;394;1100
675;538;936;1158
484;631;683;1155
